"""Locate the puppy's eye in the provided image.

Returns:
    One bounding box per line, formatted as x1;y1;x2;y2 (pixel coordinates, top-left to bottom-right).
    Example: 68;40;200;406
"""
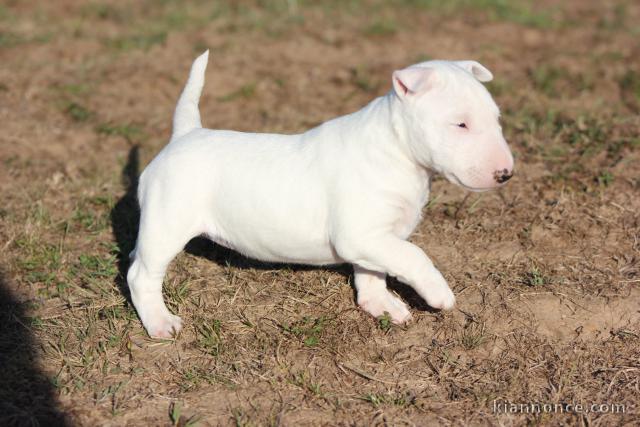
457;123;468;129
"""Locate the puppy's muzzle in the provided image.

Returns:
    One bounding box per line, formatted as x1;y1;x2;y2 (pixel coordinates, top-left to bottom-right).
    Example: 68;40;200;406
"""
494;168;513;184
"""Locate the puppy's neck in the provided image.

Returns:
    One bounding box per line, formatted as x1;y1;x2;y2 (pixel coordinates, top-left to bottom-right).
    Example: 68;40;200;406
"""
347;94;425;170
302;93;432;188
370;94;433;180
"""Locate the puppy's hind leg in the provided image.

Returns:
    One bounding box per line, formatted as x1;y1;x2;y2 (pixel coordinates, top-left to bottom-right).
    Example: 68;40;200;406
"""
127;212;197;338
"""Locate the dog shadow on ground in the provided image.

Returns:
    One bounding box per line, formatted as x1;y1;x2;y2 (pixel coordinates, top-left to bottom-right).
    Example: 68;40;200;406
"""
185;238;436;313
110;145;141;305
111;145;435;315
0;270;70;426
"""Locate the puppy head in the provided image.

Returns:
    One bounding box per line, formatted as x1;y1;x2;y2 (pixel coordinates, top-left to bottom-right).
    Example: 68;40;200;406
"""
392;60;514;191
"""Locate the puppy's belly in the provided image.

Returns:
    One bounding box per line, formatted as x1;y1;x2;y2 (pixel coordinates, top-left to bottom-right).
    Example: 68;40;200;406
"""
204;201;340;265
208;225;340;266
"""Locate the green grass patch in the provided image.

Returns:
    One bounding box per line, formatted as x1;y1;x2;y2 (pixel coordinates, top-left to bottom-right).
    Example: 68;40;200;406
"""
282;316;327;347
169;401;202;427
0;31;24;47
523;267;547;287
195;318;223;356
364;19;397;36
361;391;414;408
460;321;487;350
290;371;324;398
619;70;640;110
65;102;93;122
77;253;118;280
71;196;112;233
61;83;91;96
378;312;392;332
0;4;12;21
179;365;233;392
96;122;146;143
15;236;62;289
108;32;167;51
0;30;52;47
530;65;564;97
218;83;257;102
619;70;640;99
351;66;380;93
82;3;123;21
596;170;614;187
403;0;556;28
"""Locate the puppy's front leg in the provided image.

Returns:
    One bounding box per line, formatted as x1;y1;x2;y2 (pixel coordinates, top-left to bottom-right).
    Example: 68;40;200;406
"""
354;266;411;323
337;237;455;311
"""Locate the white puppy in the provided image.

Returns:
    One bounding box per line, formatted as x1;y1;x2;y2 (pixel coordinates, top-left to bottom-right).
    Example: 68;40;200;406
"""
127;51;514;338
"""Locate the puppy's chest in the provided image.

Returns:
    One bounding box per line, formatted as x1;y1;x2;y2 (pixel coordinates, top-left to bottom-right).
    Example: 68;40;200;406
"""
392;181;430;238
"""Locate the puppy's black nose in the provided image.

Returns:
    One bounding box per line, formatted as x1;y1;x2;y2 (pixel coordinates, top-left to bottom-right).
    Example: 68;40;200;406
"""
494;168;513;184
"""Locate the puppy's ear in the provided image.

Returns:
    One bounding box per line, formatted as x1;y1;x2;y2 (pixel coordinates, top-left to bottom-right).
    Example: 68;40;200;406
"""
455;61;493;82
392;67;438;98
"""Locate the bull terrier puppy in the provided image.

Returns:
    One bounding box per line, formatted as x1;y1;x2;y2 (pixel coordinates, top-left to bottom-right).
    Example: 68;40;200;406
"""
127;51;514;338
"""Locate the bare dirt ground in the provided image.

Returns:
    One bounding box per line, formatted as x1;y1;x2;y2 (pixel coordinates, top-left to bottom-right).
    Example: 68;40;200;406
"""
1;1;639;426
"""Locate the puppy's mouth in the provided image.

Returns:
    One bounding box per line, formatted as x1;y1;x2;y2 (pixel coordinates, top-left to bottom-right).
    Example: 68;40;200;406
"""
443;172;494;192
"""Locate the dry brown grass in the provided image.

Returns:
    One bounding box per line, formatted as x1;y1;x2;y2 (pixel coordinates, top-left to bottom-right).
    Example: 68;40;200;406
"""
0;0;639;425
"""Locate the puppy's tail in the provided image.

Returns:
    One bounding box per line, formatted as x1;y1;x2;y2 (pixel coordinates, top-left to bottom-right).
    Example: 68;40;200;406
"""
171;50;209;141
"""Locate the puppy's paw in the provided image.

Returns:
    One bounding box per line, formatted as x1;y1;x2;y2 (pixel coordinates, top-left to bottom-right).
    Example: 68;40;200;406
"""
144;312;183;339
359;292;412;324
418;267;456;310
424;284;456;310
